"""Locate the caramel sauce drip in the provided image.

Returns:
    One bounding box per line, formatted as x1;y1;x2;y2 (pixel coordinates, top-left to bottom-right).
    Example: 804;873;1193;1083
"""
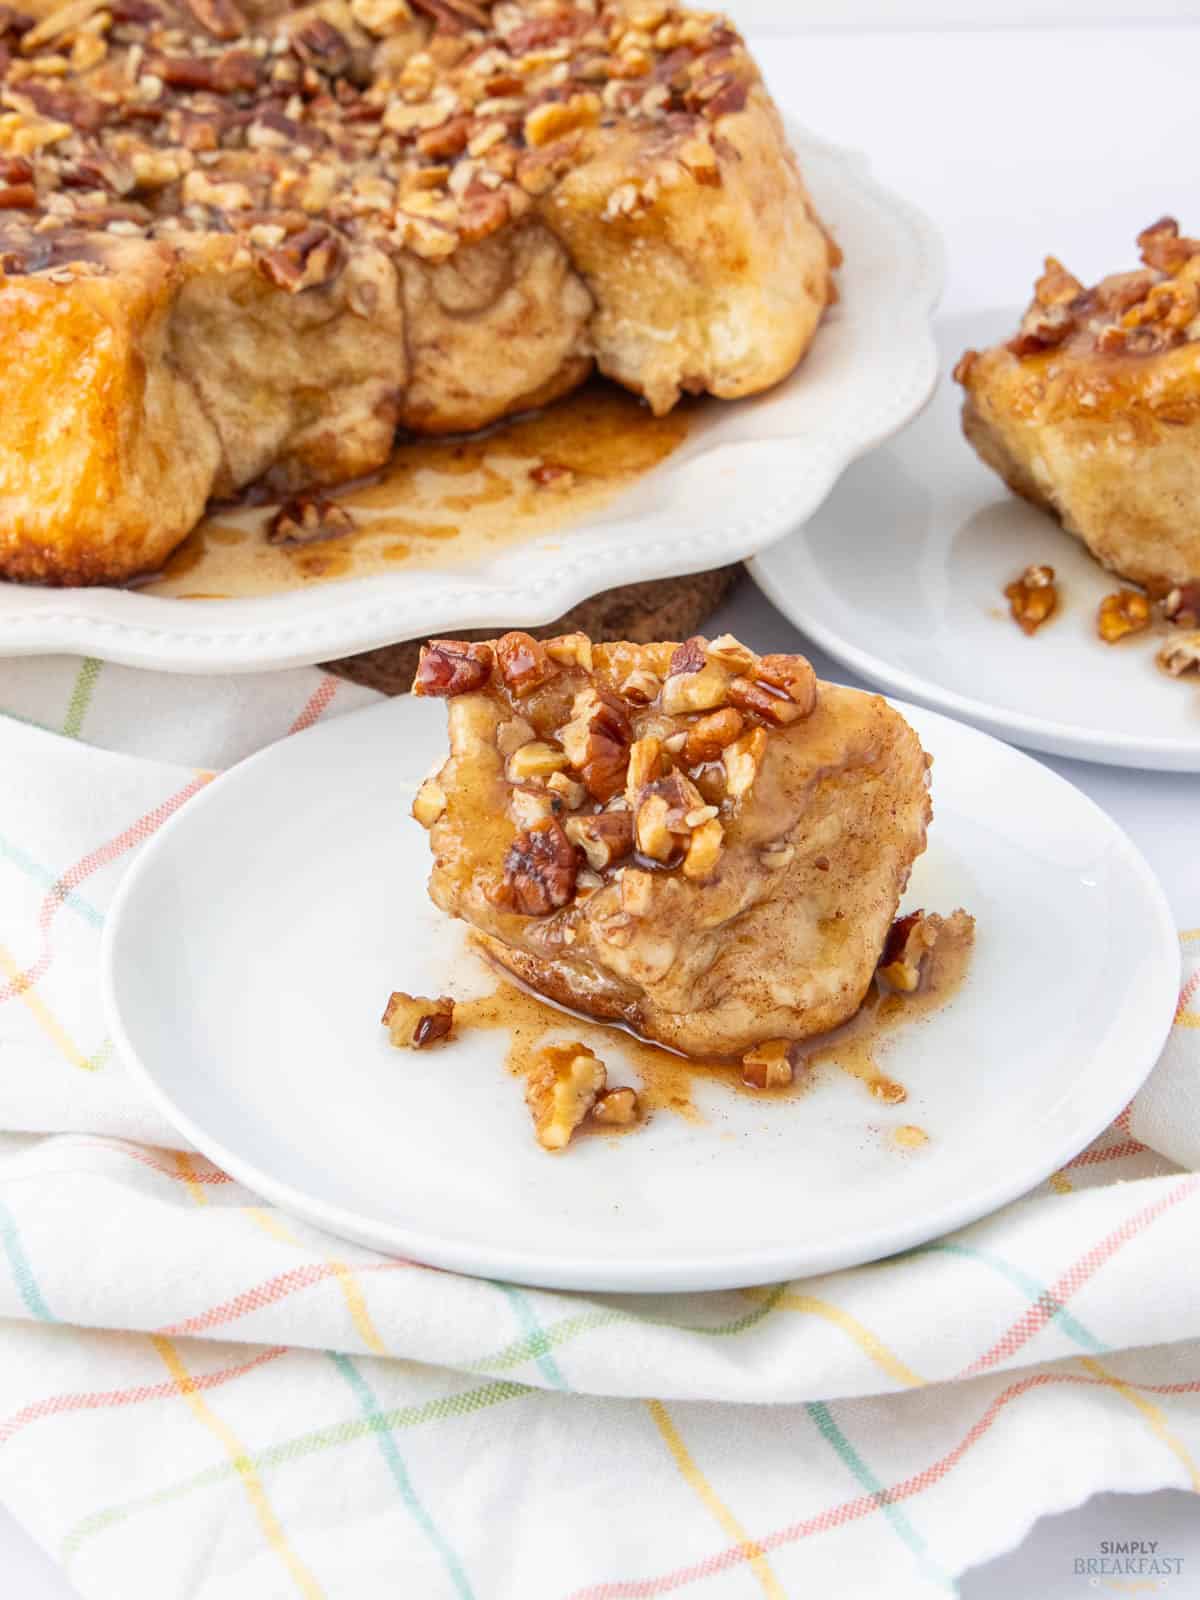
454;980;705;1127
799;912;975;1105
455;915;974;1136
140;382;692;600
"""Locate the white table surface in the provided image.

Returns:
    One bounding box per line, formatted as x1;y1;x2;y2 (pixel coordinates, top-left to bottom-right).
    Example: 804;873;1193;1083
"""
3;17;1199;1596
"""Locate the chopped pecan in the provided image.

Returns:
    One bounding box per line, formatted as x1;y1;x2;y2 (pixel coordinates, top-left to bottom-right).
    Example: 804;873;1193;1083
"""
492;817;578;915
682;815;723;880
741;1039;795;1090
292;16;351;75
504;13;575;52
546;770;586;809
495;630;554;697
382;991;455;1048
634;792;677;862
0;155;32;184
543;632;592;671
565;810;633;871
667;636;706;677
698;73;747;119
560;687;632;802
258;225;342;292
727;676;805;727
652;767;706;830
877;910;940;993
506;739;568;781
412;775;447;828
157;54;218;90
623;734;662;804
0;6;34;37
525;1042;605;1151
213;46;259;91
1004;564;1058;636
0;184;36;209
184;0;245;41
704;634;757;673
1138;215;1194;276
660;656;729;715
684;706;744;764
722;726;767;800
411;0;489;31
1097;589;1151;644
266;491;354;545
508;784;558;829
1163;583;1200;629
1159;633;1200;677
524;91;601;147
417;112;471;158
592;1087;638;1126
1033;256;1085;309
59;156;123;191
413;638;494;697
756;654;817;714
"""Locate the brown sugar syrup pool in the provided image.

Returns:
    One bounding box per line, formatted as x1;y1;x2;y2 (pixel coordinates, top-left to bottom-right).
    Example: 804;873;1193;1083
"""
455;922;974;1145
139;382;693;600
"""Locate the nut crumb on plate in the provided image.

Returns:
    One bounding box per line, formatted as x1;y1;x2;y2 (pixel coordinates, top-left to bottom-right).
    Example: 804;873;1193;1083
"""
1004;564;1058;636
1159;632;1200;677
1097;589;1152;644
382;991;455;1048
525;1041;606;1151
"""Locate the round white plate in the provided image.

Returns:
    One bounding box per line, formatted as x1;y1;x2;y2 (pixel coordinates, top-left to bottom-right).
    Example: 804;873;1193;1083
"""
102;691;1177;1293
750;309;1200;772
0;123;941;675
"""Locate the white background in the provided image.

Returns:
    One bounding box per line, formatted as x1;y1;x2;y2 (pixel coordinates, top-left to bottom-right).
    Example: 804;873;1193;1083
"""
735;0;1200;24
3;6;1200;1596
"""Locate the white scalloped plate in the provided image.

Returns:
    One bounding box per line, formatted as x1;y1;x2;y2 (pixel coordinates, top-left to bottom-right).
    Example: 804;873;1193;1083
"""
0;123;942;674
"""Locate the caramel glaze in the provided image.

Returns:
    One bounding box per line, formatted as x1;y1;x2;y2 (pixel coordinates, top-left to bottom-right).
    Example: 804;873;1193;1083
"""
457;916;974;1139
139;382;692;600
969;337;1200;431
455;975;705;1130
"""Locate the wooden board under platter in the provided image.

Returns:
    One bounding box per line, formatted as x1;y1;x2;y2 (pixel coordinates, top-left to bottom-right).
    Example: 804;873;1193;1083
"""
324;568;743;696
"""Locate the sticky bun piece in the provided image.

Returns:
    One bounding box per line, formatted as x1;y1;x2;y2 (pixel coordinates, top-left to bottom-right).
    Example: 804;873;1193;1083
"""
411;630;932;1060
955;218;1200;593
0;0;838;584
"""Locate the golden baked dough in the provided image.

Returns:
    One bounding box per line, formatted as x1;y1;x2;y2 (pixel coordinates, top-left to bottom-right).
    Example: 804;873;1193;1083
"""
956;218;1200;592
410;629;931;1060
0;0;839;585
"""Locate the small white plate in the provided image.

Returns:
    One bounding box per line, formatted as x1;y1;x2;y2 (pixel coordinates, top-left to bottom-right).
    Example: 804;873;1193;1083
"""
101;691;1177;1293
750;310;1200;772
0;123;941;675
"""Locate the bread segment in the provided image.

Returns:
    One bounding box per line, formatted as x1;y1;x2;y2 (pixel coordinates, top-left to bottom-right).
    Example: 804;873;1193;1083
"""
0;0;838;584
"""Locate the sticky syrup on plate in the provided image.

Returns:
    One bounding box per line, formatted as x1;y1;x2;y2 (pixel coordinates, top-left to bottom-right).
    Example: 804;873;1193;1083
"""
139;382;693;600
455;916;974;1137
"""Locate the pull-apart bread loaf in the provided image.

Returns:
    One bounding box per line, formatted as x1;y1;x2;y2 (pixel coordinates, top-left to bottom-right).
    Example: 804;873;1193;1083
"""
0;0;839;584
411;631;931;1060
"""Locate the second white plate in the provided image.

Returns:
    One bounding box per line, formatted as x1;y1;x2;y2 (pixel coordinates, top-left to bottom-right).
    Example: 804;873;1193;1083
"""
102;691;1178;1292
750;310;1200;771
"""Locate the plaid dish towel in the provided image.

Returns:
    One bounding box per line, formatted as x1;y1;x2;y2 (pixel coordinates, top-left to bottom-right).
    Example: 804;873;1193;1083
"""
1;654;1198;1600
